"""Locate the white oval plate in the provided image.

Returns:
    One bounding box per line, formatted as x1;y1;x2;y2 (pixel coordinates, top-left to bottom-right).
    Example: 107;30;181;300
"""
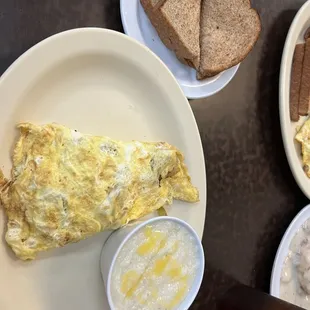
0;28;206;310
270;204;310;298
280;0;310;199
120;0;239;99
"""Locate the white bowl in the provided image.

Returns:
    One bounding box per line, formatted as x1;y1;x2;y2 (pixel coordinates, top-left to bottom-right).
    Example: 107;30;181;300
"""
100;216;205;310
270;204;310;297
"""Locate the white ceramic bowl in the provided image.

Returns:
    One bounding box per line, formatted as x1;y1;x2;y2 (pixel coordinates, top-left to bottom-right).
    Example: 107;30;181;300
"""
270;204;310;297
100;216;205;310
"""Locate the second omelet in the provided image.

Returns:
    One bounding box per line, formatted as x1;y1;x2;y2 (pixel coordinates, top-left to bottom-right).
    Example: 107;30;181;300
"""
296;118;310;177
0;123;199;260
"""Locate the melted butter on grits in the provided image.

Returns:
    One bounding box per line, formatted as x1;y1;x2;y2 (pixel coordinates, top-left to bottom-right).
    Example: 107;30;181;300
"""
0;123;199;260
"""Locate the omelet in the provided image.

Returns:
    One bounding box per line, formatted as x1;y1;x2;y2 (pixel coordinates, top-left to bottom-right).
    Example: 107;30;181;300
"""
0;123;199;260
296;118;310;177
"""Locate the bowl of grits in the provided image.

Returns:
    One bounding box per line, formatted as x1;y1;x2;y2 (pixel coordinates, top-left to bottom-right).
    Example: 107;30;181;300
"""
100;216;205;310
271;204;310;309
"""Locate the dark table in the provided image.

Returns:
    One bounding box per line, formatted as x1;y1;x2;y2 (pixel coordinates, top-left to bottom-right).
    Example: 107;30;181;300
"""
0;0;309;309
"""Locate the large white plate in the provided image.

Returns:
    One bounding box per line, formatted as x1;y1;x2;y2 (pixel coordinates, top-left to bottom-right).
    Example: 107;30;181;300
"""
120;0;239;99
280;0;310;200
0;28;206;310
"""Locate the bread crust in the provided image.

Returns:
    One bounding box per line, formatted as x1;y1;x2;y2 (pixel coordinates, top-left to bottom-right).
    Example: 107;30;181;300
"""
299;39;310;115
290;44;305;121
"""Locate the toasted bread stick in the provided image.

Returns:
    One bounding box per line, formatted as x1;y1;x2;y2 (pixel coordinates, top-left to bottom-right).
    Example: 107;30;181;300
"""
299;39;310;115
290;44;305;121
305;27;310;41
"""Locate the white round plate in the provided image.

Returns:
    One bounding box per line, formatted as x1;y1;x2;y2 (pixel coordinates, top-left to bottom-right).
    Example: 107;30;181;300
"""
270;204;310;298
280;0;310;199
120;0;239;99
0;28;206;310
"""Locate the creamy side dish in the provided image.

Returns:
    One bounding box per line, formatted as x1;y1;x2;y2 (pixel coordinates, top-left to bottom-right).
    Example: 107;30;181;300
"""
110;220;200;310
280;219;310;309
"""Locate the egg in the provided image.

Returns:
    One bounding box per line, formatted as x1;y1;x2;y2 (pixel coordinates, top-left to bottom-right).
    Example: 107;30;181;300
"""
296;118;310;177
0;123;199;260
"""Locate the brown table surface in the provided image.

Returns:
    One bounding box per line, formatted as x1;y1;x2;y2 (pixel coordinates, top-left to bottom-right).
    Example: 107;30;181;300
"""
0;0;309;309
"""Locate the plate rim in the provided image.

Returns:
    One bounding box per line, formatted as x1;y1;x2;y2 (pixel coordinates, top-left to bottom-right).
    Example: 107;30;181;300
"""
119;0;240;99
279;0;310;200
0;27;207;239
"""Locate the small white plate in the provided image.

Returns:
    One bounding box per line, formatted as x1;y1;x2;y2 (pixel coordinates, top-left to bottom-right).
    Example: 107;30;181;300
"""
270;204;310;298
280;0;310;199
0;28;206;310
120;0;239;99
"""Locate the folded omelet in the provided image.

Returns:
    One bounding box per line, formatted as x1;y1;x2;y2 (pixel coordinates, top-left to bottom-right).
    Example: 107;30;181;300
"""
0;123;199;260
